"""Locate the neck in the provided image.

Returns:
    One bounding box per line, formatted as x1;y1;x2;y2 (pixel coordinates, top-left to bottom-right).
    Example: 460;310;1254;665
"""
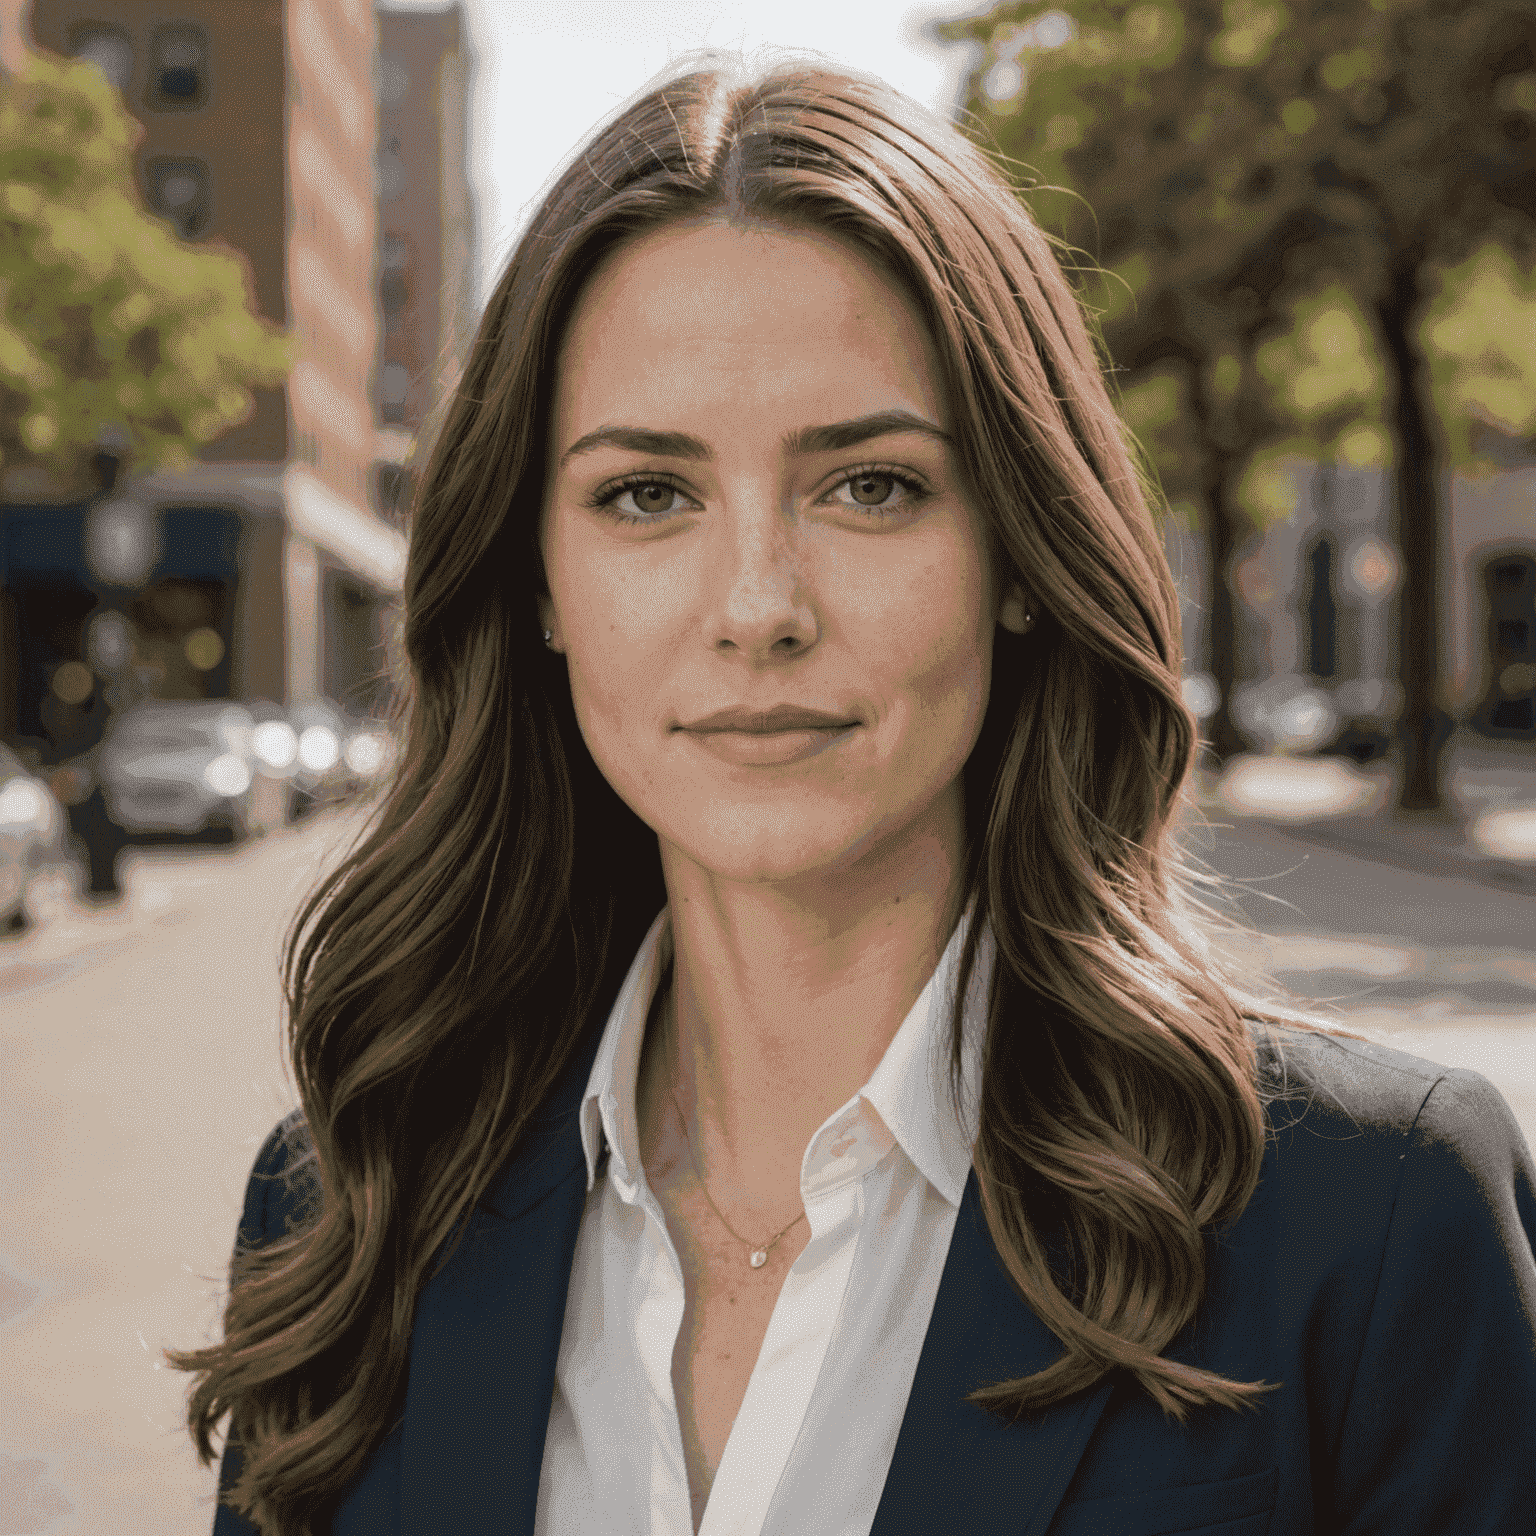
638;792;970;1211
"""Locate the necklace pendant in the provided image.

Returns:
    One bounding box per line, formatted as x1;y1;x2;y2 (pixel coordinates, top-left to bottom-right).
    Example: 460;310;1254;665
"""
750;1248;768;1268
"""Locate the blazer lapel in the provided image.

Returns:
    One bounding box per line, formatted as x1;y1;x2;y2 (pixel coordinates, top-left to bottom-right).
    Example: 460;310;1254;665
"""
870;1173;1115;1536
399;1023;604;1536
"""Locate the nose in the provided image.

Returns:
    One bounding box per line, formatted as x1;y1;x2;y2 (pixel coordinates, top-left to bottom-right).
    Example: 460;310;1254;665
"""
706;501;818;662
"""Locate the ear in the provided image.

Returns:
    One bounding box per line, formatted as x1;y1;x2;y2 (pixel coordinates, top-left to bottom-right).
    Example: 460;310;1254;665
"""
998;582;1035;635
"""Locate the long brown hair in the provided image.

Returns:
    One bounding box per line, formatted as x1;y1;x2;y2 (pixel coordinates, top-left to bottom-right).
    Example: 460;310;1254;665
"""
168;56;1355;1532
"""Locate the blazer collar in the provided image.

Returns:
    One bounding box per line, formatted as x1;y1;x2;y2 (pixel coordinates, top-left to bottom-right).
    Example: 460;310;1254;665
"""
396;1021;1111;1536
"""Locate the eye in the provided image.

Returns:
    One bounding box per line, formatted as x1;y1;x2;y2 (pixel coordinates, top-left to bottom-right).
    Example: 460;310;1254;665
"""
615;481;683;517
588;475;695;523
825;467;931;515
849;472;898;506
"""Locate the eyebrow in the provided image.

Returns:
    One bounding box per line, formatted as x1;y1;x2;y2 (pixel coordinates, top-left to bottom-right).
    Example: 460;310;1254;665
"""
557;409;951;468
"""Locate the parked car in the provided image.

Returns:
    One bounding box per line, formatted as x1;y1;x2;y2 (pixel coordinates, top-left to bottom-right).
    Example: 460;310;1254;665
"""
281;698;397;820
1231;674;1340;756
96;699;259;842
0;742;72;932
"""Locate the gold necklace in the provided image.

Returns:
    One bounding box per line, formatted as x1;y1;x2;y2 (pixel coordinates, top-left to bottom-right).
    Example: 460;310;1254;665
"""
665;981;807;1269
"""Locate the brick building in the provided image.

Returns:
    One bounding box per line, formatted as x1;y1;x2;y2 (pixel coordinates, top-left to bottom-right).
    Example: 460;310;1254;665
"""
375;0;475;512
0;0;406;741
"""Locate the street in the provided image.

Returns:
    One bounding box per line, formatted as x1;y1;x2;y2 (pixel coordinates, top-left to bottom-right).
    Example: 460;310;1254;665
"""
2;805;1534;1534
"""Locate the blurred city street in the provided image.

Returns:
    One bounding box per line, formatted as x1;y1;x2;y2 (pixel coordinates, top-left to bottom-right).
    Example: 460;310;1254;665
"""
2;755;1535;1533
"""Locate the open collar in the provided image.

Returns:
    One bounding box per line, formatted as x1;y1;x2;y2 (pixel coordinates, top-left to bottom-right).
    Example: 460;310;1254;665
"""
573;900;992;1210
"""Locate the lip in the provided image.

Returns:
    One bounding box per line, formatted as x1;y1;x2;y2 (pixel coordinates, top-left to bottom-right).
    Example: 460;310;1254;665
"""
676;704;860;734
680;725;856;767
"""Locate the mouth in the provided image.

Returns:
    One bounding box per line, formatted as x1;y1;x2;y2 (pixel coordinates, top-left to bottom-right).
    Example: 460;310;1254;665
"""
675;704;861;735
675;713;858;768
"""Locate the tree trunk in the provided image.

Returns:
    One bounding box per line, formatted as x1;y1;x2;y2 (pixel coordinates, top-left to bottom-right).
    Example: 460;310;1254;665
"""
1184;358;1249;767
1376;257;1448;814
1201;458;1248;765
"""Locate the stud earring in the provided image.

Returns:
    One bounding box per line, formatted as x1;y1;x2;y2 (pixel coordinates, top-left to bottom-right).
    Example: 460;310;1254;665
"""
543;629;552;644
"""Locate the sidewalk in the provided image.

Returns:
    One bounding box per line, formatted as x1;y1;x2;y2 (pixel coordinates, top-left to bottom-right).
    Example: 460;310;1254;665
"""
1;802;373;986
1198;742;1536;893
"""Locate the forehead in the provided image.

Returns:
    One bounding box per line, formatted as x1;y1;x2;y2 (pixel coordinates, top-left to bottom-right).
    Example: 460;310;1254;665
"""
550;217;945;436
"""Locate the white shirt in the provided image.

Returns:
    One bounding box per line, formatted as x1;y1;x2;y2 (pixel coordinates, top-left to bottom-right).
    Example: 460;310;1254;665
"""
534;902;994;1536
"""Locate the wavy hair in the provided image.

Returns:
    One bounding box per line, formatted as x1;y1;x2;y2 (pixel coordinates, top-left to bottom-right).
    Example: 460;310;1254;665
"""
168;55;1356;1533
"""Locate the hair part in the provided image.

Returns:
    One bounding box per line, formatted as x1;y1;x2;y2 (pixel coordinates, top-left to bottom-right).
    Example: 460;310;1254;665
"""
167;53;1360;1531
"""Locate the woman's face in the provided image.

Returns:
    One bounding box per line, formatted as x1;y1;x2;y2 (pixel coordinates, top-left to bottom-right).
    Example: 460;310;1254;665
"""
539;217;1029;887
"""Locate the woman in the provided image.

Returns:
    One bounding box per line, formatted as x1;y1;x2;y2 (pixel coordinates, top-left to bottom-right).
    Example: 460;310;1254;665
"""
169;57;1536;1536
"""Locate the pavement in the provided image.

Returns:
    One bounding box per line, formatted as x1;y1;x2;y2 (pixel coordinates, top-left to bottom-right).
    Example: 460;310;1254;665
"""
0;810;364;1536
1200;736;1536;893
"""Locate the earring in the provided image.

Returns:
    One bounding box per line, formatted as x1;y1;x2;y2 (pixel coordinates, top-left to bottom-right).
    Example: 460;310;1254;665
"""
543;629;552;644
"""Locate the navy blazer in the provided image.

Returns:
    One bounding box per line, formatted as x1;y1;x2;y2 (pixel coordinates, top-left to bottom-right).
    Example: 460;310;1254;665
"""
211;1024;1536;1535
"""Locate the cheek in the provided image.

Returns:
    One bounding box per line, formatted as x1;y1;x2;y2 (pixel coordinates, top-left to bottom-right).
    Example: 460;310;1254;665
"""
853;539;991;719
553;545;685;777
563;614;648;748
904;625;991;763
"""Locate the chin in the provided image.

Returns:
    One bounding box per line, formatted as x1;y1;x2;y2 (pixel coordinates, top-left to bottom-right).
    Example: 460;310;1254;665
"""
657;797;890;886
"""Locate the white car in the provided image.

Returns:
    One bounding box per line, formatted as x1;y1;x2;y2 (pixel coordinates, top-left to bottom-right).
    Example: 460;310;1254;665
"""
97;700;259;840
0;743;71;931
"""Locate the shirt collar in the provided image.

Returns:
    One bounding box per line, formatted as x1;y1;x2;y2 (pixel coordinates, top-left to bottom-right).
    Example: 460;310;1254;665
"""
577;900;993;1209
859;901;991;1207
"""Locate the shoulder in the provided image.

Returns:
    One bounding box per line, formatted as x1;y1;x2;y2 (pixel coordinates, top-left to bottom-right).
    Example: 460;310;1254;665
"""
1244;1026;1536;1520
1253;1020;1450;1128
233;1108;321;1262
1247;1020;1535;1248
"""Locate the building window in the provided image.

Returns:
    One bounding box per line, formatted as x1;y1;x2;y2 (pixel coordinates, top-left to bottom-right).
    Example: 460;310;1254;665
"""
379;140;406;202
374;463;415;522
146;24;208;110
379;362;409;425
1304;536;1338;681
69;25;133;92
146;158;212;240
1480;553;1536;737
379;56;409;106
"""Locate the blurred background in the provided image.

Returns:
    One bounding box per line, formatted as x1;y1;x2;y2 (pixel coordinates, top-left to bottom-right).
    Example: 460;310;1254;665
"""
0;1;1532;1530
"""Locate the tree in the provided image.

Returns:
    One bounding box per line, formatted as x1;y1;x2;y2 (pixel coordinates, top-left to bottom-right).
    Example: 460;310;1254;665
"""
938;0;1536;808
937;0;1377;763
1309;0;1536;810
0;48;291;501
1421;243;1536;462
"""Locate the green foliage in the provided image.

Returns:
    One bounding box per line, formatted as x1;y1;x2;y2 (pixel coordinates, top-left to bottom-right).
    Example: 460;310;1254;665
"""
1256;287;1380;421
1235;448;1301;523
941;0;1536;789
1253;282;1390;466
0;49;292;496
942;0;1363;540
1422;243;1536;468
1115;364;1204;504
938;0;1536;522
